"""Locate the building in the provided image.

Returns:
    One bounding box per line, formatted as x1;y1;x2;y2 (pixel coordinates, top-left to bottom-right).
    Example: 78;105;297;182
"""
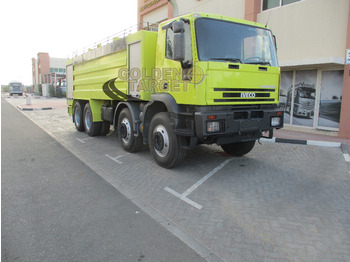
32;52;66;91
137;0;350;139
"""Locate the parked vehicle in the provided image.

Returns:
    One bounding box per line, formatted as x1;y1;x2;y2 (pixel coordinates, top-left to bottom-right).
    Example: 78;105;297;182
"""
286;83;315;118
66;13;284;168
9;81;23;96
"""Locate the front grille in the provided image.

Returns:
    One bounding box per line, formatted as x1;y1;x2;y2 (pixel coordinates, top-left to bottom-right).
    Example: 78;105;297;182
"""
214;88;275;92
299;103;314;110
213;88;276;103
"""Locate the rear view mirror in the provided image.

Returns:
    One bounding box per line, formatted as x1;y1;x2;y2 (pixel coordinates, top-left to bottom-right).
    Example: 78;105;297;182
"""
173;21;185;33
173;34;185;61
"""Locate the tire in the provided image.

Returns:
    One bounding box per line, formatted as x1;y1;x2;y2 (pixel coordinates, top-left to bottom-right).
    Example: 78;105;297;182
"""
100;121;110;136
83;103;102;136
148;112;186;168
221;140;255;157
117;108;143;152
73;102;85;132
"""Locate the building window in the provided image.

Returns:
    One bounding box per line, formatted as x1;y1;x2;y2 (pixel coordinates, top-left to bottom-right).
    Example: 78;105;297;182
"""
280;69;344;131
318;70;343;129
50;68;65;73
262;0;300;11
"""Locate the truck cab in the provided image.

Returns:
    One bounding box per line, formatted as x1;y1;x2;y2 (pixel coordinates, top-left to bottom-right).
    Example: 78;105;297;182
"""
149;13;282;145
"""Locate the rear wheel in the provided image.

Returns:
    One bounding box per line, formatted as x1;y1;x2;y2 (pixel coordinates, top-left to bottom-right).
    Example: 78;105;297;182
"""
100;121;110;136
83;103;102;136
73;102;84;132
148;112;186;168
221;140;255;157
117;108;143;152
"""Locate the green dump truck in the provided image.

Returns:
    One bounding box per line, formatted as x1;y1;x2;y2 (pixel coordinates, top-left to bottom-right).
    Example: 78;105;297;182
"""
66;13;284;168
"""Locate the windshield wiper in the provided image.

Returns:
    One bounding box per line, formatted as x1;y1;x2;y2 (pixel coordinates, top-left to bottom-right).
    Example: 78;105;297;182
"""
244;61;271;66
209;57;242;63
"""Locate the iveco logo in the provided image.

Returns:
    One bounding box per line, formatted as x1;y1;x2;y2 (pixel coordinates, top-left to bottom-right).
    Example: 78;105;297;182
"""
241;92;256;98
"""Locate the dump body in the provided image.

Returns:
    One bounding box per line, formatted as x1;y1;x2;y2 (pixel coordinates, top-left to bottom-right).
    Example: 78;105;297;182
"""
67;13;284;168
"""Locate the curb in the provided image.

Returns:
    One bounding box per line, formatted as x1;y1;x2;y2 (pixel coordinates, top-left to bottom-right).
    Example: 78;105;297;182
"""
261;137;341;148
17;105;52;111
275;137;342;148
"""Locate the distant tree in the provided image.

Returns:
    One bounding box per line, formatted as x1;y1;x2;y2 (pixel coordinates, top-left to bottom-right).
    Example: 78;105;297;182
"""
48;85;55;97
1;85;9;92
36;84;42;95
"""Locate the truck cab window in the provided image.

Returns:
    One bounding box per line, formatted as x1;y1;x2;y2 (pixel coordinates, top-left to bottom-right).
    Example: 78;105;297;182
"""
165;28;174;59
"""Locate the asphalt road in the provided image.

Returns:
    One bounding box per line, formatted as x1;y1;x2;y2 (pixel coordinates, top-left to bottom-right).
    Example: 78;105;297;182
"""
1;98;205;262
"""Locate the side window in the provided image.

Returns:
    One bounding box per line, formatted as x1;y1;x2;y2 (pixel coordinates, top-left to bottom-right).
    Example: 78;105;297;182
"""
165;28;174;59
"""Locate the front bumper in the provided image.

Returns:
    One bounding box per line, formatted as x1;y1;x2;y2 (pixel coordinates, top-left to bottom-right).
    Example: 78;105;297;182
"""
193;106;284;143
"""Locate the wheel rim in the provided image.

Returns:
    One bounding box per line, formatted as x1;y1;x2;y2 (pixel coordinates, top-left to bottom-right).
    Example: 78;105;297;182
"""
84;108;92;131
152;124;170;158
74;106;81;126
120;118;131;143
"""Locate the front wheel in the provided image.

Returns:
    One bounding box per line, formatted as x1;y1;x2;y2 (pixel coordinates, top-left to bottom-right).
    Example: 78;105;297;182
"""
221;140;255;157
148;112;186;168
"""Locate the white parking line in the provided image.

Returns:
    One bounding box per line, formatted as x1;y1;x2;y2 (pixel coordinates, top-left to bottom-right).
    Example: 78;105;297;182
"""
105;154;128;164
164;187;203;210
164;159;232;210
76;137;94;143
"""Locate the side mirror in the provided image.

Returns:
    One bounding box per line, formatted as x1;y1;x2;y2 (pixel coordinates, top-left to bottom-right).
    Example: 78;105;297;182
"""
173;33;185;61
173;21;185;33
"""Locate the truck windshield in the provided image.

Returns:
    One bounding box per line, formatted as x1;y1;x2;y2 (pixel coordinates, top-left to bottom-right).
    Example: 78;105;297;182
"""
195;18;278;67
299;90;315;99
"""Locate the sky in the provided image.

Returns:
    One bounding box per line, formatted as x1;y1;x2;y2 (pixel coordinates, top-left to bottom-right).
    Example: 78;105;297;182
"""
0;0;137;86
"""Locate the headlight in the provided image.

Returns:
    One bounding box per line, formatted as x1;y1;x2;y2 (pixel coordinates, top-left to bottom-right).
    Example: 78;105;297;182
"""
271;117;281;127
207;121;220;133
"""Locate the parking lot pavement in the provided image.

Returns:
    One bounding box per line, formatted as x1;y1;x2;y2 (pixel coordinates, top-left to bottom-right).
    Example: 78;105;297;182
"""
4;96;350;262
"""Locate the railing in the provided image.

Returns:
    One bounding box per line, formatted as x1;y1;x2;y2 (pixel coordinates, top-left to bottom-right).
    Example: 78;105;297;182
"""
69;22;159;58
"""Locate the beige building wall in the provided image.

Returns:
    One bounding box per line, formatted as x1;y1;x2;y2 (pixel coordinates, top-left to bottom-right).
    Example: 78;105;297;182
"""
49;57;66;69
257;0;349;67
176;0;245;19
143;4;169;24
